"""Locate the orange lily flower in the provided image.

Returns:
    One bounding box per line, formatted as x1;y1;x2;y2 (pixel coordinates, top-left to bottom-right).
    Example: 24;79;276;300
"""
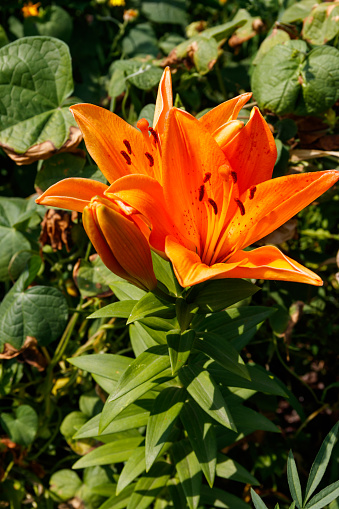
106;108;339;287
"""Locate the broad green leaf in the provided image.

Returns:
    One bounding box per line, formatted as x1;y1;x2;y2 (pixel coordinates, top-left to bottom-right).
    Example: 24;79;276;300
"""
202;19;247;41
0;36;80;162
109;345;171;402
73;436;143;469
88;300;137;319
117;446;146;495
109;68;127;99
302;3;339;45
304;481;339;509
98;484;135;509
129;323;158;357
142;0;188;25
171;439;202;509
100;370;173;433
167;329;195;375
251;488;269;509
127;461;173;509
0;271;68;349
253;27;290;65
178;364;236;431
193;279;259;313
122;25;158;59
305;422;339;504
73;255;125;299
0;25;9;48
24;6;73;43
0;228;31;282
190;35;219;75
281;0;320;23
216;453;259;485
127;293;175;324
50;469;82;501
194;333;250;380
287;451;303;509
0;404;38;447
138;104;156;126
180;399;217;487
69;354;132;381
201;485;251;509
145;387;186;470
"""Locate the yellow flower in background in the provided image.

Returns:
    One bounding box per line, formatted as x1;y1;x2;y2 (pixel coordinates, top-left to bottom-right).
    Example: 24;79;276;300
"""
109;0;125;6
22;1;41;17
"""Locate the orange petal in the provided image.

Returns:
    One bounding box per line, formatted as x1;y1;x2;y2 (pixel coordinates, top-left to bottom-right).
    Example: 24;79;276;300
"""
224;246;323;286
223;170;339;256
212;120;244;147
36;178;108;212
165;236;243;287
153;67;173;137
162;108;229;255
223;107;277;195
70;104;159;182
199;93;252;133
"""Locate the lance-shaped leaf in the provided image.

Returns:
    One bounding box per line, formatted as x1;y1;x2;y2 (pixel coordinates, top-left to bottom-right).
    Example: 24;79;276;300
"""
129;323;158;356
127;461;173;509
127;292;176;324
172;439;202;509
287;450;303;509
69;354;132;381
304;481;339;509
180;399;217;487
178;364;236;431
145;387;186;471
99;484;135;509
109;345;171;402
88;300;137;319
116;446;146;495
73;436;144;469
201;485;251;508
194;333;250;380
0;36;81;164
304;422;339;504
167;329;195;375
251;488;269;509
192;279;259;313
216;453;259;485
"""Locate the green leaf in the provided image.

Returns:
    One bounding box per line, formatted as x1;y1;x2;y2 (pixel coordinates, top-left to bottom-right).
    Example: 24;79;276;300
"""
0;25;9;48
191;35;219;75
171;439;202;509
194;333;250;380
127;293;175;324
127;461;173;509
178;365;237;431
0;271;68;349
129;322;158;356
117;446;146;495
216;453;259;485
304;422;339;504
229;405;279;434
50;470;82;502
109;68;127;99
122;25;158;59
89;300;137;319
24;6;73;43
151;251;178;296
167;329;195;375
180;399;217;487
98;484;135;509
0;404;38;447
109;345;171;402
127;63;163;90
251;488;269;509
193;279;259;313
145;387;186;470
304;481;339;509
0;36;79;161
201;485;251;509
73;255;125;299
281;0;320;23
287;451;303;509
142;0;188;25
73;437;144;469
69;354;131;381
302;3;339;45
109;282;146;302
253;27;290;65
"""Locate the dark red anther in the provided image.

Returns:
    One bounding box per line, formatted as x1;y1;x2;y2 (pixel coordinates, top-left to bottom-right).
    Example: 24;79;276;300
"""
145;152;154;167
230;171;238;184
235;198;245;216
148;127;159;144
208;198;218;215
123;139;132;154
249;186;257;200
203;172;211;183
198;185;205;201
120;150;132;165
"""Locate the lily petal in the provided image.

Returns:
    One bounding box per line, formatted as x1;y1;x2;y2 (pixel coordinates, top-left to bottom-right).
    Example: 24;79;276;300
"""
153;67;173;137
224;246;323;286
224;107;277;195
36;178;108;212
199;93;252;133
165;236;243;287
70;104;159;182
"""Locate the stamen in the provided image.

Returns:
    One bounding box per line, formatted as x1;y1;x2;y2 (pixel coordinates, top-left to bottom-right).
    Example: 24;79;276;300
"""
148;127;159;144
230;171;237;184
145;152;154;167
123;139;132;154
235;198;245;215
198;185;205;201
249;186;257;200
120;150;132;165
203;172;211;183
208;198;218;215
